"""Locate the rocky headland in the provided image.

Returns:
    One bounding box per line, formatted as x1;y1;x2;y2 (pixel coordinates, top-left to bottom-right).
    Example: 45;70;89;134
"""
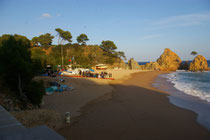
127;48;208;72
189;55;209;71
156;48;182;71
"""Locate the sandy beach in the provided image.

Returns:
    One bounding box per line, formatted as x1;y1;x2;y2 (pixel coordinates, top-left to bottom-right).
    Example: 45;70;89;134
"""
56;71;210;140
2;1;210;139
41;69;144;118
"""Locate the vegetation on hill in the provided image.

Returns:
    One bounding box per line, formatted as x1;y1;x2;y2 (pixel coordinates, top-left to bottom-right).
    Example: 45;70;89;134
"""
0;28;126;107
31;33;54;47
29;28;126;68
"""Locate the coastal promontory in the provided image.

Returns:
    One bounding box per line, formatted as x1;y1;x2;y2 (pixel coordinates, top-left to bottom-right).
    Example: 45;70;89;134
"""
189;55;208;71
157;48;182;71
128;58;141;70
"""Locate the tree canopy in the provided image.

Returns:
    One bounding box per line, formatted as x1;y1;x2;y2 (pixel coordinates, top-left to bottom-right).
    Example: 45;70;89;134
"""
100;40;117;54
0;34;30;47
100;40;119;64
77;33;89;45
38;33;54;46
55;28;72;45
191;51;198;56
31;37;40;47
0;35;44;105
116;51;126;60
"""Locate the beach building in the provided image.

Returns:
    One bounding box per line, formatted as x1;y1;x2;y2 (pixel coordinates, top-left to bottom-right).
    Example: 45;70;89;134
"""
95;64;107;70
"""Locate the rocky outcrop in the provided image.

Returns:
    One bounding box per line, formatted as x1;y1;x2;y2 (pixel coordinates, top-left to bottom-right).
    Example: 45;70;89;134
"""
144;62;161;70
189;55;208;71
157;48;182;71
179;61;189;70
128;58;141;70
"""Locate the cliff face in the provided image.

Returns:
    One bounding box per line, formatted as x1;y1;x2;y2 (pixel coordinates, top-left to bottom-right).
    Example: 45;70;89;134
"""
189;55;208;71
157;48;182;71
128;58;141;70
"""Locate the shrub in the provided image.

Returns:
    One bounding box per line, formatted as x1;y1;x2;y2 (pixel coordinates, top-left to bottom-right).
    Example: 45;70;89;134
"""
25;80;45;105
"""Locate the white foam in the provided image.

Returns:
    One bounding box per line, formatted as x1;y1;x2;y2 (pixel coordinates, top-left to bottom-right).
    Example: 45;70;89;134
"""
166;72;210;102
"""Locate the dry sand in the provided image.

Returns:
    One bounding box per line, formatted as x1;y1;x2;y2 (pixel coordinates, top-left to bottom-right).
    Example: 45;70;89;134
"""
57;71;210;140
11;69;144;130
41;69;144;118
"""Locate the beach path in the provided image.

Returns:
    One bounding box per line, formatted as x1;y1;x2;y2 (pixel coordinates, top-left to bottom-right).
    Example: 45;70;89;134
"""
58;71;210;140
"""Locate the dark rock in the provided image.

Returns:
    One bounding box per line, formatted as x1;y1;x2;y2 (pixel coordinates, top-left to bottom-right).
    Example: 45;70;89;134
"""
179;61;189;70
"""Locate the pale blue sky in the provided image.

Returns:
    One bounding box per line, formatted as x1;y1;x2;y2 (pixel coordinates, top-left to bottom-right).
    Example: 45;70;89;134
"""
0;0;210;61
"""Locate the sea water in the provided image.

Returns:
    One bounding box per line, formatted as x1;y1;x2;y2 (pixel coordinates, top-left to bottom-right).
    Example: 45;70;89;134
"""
166;71;210;102
153;70;210;130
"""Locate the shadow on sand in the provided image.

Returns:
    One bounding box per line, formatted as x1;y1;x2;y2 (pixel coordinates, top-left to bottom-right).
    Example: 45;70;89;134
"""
56;73;210;140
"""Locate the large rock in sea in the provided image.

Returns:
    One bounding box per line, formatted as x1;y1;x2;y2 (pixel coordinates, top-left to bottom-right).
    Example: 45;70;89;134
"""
189;55;208;71
157;48;182;71
144;62;161;70
128;58;141;70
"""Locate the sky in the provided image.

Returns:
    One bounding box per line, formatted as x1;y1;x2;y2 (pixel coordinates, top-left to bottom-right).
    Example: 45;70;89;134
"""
0;0;210;61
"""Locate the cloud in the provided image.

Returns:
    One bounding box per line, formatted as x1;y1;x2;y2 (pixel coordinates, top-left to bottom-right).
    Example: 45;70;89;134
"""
141;34;161;40
41;13;52;18
152;11;210;28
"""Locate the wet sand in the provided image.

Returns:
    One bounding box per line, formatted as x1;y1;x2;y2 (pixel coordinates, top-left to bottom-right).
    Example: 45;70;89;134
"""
57;71;210;140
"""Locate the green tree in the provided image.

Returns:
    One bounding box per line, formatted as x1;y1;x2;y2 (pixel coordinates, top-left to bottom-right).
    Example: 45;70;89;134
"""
31;47;47;74
100;40;118;64
38;33;54;47
31;47;47;63
100;40;117;54
0;34;30;47
0;34;11;46
77;33;89;45
55;28;72;44
55;28;73;66
0;35;32;97
47;45;62;65
31;37;40;47
116;51;126;60
191;51;198;56
14;34;30;46
0;35;44;105
25;80;45;104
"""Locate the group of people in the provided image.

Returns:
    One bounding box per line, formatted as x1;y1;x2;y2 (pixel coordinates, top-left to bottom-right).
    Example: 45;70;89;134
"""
45;66;113;79
46;69;56;77
79;70;112;78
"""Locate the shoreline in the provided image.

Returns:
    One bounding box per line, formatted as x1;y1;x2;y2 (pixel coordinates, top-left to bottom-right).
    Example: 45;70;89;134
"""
57;71;210;140
154;72;210;130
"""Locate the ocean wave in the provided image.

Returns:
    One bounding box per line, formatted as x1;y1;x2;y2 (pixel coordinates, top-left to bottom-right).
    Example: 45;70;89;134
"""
166;72;210;102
